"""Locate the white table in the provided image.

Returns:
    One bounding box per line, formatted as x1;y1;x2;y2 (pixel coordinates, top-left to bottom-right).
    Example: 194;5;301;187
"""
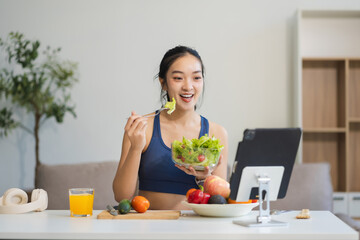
0;210;357;239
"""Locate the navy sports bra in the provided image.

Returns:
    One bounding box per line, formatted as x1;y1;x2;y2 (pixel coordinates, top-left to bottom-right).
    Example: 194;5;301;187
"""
138;113;209;195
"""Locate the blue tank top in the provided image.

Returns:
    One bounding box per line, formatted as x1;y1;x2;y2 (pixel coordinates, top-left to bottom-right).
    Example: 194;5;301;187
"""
138;113;209;195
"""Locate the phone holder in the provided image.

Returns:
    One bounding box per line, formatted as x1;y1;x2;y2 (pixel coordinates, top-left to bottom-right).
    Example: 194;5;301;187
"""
233;166;288;227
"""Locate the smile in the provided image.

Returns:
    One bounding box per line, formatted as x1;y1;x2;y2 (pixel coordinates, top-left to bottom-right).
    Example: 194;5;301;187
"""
180;94;194;103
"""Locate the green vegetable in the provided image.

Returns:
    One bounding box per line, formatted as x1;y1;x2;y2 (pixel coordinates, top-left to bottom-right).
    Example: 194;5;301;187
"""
171;134;224;170
118;199;131;214
164;97;176;114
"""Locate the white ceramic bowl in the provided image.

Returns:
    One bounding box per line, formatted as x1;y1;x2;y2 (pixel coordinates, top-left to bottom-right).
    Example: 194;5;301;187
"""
182;201;258;217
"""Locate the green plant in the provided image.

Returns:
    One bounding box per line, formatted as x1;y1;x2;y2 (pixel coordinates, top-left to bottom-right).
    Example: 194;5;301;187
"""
0;32;79;187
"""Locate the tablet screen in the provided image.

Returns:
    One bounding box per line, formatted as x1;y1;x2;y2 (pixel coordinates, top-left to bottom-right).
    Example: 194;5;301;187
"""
229;128;302;200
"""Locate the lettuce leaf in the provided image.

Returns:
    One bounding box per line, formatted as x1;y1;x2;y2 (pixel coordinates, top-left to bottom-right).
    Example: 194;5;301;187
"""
164;97;176;114
171;134;224;168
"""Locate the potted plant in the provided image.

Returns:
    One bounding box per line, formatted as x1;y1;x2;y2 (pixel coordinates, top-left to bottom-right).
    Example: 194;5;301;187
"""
0;32;79;187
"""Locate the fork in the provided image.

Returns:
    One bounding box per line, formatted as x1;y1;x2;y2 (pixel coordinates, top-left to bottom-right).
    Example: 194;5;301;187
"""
126;107;168;119
142;107;168;118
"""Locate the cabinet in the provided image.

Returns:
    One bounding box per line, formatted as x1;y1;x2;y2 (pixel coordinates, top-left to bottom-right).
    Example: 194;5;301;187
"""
333;192;360;217
297;10;360;193
348;192;360;217
333;192;348;215
302;58;360;192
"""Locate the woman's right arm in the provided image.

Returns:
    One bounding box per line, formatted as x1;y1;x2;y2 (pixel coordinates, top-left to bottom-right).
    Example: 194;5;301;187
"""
113;112;148;202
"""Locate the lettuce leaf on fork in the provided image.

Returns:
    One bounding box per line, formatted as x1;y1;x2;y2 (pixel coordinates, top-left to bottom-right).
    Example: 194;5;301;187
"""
164;97;176;114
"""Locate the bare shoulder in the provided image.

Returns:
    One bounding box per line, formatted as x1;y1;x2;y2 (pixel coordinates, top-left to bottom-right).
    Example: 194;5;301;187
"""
208;120;228;139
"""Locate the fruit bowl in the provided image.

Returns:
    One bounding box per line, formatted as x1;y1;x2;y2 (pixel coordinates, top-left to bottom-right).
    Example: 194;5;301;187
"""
182;201;258;217
171;135;223;171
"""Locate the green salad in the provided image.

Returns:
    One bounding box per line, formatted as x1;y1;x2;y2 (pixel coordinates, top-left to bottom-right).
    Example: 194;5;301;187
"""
171;134;224;170
164;97;176;114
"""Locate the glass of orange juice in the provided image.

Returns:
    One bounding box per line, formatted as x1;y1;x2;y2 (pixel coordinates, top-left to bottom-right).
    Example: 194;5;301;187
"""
69;188;94;217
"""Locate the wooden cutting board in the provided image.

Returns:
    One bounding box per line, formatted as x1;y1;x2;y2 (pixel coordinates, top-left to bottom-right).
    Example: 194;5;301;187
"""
97;210;181;219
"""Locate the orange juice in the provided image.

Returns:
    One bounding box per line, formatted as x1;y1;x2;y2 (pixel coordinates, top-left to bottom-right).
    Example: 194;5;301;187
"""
69;188;94;217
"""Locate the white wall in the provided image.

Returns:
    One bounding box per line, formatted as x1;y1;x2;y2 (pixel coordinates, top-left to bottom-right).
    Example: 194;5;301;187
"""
1;0;359;193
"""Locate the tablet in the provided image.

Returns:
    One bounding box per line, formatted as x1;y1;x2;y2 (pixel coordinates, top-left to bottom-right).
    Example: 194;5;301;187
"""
229;128;302;200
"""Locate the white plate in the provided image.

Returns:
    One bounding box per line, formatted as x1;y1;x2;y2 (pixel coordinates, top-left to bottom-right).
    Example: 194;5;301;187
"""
182;201;258;217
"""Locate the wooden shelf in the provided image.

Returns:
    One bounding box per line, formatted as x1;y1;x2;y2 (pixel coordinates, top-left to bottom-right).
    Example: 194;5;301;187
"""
302;131;346;191
302;60;346;129
303;128;346;133
301;10;360;18
349;118;360;123
349;60;360;120
348;124;360;191
303;57;350;61
298;9;360;213
301;58;357;192
303;57;360;61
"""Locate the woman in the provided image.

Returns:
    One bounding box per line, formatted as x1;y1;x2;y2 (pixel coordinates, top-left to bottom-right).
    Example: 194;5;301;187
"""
113;46;228;210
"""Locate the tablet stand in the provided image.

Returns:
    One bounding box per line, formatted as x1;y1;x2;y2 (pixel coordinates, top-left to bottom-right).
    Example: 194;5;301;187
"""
233;166;288;227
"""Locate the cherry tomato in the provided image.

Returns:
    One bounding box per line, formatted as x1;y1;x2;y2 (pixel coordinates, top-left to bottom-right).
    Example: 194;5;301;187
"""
197;154;205;162
131;196;150;213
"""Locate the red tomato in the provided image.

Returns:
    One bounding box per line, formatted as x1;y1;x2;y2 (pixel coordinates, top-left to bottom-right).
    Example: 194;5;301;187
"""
177;155;185;162
197;154;205;162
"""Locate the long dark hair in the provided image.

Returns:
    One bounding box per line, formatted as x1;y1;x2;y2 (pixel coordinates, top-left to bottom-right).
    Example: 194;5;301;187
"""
155;46;205;109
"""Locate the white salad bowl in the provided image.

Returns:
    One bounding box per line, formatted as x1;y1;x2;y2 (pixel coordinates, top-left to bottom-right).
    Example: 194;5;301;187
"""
182;201;259;217
171;145;221;171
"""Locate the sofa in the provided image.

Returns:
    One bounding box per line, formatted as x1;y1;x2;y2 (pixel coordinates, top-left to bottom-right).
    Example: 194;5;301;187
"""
270;162;333;211
36;161;118;210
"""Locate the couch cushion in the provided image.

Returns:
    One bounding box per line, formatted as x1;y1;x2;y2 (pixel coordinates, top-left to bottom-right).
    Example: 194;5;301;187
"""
37;161;118;210
270;163;333;211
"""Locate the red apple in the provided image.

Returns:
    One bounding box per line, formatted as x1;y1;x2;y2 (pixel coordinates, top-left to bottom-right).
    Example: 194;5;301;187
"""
203;175;230;198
